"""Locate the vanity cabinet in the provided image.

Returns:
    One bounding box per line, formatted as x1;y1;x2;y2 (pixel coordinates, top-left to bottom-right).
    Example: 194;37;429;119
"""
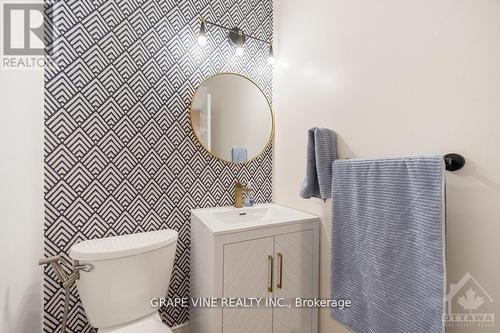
190;204;320;333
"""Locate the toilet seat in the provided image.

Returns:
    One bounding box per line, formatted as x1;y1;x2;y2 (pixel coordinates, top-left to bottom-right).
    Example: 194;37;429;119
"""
99;312;172;333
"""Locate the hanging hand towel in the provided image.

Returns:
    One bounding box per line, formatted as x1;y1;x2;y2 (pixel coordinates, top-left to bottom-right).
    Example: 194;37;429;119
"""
330;156;446;333
299;127;337;199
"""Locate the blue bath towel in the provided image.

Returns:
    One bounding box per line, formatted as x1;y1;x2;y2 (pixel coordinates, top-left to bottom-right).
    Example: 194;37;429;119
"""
331;156;445;333
299;128;337;199
231;147;247;163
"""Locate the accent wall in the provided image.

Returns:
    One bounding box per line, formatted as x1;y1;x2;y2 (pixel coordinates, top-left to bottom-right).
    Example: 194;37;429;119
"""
43;0;273;331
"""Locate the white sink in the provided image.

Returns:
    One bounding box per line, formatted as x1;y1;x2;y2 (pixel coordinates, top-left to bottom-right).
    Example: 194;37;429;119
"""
191;203;318;235
213;208;269;223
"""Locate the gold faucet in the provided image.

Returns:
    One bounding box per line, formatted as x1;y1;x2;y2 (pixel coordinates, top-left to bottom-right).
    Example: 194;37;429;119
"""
234;181;250;208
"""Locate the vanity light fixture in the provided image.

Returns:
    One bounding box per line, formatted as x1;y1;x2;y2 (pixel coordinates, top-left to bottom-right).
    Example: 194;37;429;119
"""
197;16;274;64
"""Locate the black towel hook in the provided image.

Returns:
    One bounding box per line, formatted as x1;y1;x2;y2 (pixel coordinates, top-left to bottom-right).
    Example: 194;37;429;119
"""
444;153;465;171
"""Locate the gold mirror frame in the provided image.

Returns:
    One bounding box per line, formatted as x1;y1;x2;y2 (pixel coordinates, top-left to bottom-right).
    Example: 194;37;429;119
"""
189;72;275;164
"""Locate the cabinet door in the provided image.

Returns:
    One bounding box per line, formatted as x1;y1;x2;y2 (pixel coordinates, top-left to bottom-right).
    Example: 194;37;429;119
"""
273;230;314;333
223;237;274;333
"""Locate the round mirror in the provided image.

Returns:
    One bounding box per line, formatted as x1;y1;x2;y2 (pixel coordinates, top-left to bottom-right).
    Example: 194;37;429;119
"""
190;73;273;163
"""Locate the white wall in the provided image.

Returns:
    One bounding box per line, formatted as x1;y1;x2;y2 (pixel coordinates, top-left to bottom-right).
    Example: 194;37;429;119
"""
0;66;44;332
273;0;500;332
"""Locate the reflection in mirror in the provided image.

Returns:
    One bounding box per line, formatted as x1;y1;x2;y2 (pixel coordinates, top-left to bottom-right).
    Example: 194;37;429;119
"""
191;73;273;163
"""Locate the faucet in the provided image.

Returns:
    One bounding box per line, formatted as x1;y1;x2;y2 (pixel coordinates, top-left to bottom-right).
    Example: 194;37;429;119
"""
234;181;250;208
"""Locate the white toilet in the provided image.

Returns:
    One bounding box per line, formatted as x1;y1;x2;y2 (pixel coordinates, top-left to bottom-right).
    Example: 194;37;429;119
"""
69;230;178;333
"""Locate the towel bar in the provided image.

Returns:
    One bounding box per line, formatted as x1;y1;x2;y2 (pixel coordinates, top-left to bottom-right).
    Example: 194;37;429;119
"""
343;154;465;171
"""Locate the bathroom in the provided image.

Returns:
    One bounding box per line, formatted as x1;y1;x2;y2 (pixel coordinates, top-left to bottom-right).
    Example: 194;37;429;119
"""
1;0;499;332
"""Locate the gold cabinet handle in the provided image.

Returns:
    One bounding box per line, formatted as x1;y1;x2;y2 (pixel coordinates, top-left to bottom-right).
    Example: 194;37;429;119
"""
277;253;283;289
268;255;273;293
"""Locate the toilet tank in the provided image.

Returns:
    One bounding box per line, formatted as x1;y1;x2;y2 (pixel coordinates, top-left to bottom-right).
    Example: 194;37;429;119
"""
69;230;178;329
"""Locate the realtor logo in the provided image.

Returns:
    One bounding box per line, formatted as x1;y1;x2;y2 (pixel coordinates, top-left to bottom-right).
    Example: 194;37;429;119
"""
1;2;52;69
3;3;44;55
444;272;495;328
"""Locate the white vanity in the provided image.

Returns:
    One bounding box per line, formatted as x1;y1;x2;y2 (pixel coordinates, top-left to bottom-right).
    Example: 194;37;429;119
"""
190;203;320;333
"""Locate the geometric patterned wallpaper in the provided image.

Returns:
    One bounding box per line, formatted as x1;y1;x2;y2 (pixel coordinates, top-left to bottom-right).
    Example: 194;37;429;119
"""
43;0;272;331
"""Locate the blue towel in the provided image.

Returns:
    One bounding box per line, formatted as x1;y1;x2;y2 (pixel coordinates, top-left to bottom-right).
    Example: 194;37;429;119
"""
299;128;337;199
231;147;247;163
331;156;445;333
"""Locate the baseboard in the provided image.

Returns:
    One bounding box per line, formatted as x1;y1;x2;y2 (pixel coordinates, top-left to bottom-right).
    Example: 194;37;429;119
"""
171;322;189;333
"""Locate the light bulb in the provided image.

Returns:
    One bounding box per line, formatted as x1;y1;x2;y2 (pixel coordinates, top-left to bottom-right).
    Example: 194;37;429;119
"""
234;30;245;56
197;34;207;46
198;17;207;46
267;43;275;65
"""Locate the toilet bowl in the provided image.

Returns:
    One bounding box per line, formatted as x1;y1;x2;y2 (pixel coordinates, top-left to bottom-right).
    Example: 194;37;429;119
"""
69;230;178;333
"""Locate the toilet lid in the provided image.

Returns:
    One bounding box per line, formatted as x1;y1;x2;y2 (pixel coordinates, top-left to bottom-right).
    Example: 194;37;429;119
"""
69;230;178;261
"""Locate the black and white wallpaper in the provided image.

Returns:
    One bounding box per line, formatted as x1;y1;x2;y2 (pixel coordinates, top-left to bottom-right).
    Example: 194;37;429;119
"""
43;0;273;331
